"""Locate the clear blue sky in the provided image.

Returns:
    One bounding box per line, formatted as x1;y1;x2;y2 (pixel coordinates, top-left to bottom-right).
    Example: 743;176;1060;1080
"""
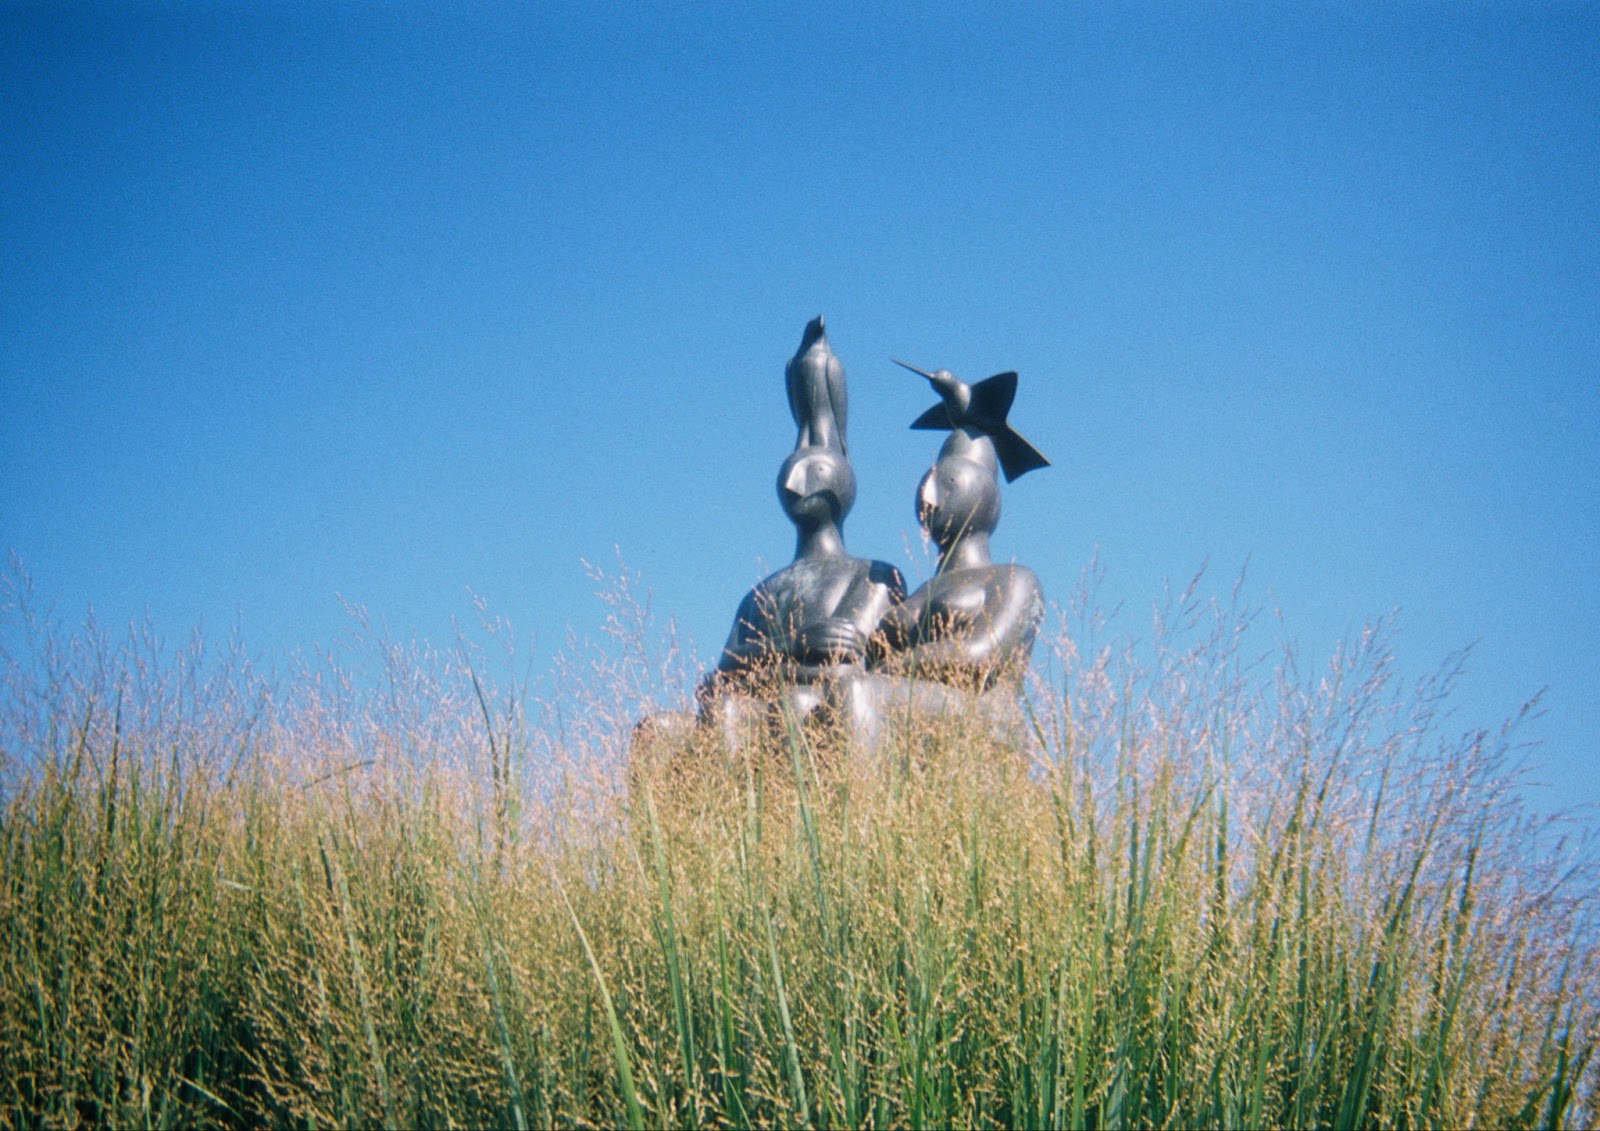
4;3;1596;809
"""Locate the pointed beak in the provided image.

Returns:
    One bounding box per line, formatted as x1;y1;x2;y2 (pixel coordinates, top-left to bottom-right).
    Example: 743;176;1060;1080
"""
892;358;937;382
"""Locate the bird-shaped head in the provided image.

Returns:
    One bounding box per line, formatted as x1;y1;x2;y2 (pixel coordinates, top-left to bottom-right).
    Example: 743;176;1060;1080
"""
787;315;848;453
777;445;856;529
893;358;970;416
797;314;826;352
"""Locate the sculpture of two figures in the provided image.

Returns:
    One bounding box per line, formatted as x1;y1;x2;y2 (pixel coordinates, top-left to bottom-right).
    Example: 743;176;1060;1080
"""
656;315;1047;762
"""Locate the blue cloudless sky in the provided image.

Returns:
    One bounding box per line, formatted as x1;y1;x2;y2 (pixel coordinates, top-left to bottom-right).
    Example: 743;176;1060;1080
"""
3;2;1596;809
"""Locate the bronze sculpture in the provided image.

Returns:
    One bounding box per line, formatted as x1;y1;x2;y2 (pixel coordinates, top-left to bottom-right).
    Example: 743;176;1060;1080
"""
894;358;1050;483
637;317;1047;766
870;426;1044;691
697;319;904;752
787;315;849;454
837;419;1044;753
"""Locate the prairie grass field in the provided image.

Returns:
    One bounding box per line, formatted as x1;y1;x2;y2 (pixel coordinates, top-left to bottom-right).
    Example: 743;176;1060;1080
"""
1;567;1595;1128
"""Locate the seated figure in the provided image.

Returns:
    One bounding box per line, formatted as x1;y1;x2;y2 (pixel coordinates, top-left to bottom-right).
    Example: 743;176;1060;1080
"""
695;319;905;753
846;427;1043;751
699;442;905;750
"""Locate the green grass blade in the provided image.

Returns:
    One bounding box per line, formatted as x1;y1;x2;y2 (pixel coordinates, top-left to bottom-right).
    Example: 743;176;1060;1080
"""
644;787;698;1127
763;901;811;1129
555;872;644;1131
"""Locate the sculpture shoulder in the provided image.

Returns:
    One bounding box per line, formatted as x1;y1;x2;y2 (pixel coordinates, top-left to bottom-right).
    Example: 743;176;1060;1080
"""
990;563;1042;597
785;554;903;596
991;564;1044;625
920;562;1039;600
752;557;811;589
724;583;768;635
726;568;793;631
866;558;907;597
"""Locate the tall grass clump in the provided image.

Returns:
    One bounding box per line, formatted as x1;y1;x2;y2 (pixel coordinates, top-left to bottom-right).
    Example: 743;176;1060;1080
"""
1;562;1595;1127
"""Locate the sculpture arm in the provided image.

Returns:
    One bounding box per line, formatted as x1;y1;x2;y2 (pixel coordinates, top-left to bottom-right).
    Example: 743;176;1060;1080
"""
792;617;865;664
902;569;1043;689
787;560;905;666
716;590;778;673
869;590;925;662
716;616;862;686
837;560;906;643
716;587;863;672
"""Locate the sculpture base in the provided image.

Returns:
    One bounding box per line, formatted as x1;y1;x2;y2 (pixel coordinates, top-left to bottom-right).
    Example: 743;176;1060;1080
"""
630;666;1032;789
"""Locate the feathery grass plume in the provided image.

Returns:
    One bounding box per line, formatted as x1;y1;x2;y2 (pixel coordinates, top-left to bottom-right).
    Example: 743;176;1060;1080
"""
0;557;1595;1127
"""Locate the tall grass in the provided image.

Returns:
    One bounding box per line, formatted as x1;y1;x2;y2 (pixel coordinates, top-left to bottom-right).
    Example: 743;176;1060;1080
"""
0;564;1594;1128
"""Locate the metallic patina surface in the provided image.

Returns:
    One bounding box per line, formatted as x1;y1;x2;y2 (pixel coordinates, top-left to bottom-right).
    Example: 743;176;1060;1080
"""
696;318;904;752
639;317;1049;762
893;358;1050;483
844;421;1045;752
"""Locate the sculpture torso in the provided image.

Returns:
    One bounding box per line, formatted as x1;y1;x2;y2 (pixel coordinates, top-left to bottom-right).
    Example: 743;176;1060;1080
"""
699;320;907;744
720;554;904;680
866;427;1043;696
875;562;1042;691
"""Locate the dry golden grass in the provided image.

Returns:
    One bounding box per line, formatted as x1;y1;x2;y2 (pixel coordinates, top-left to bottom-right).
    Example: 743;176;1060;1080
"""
0;563;1594;1127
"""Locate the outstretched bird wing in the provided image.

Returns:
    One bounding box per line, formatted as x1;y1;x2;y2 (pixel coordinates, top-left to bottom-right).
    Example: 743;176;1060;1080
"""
991;427;1051;482
966;372;1018;429
909;403;955;430
895;357;1050;479
968;371;1048;481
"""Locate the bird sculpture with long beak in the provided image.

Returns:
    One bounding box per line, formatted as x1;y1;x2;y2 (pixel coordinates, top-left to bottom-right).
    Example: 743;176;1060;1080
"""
892;358;1050;482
